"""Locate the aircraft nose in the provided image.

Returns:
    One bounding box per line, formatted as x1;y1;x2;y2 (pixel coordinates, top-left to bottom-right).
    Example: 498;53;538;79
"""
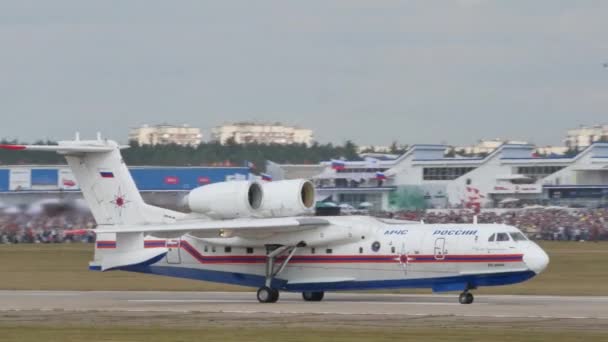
523;245;550;274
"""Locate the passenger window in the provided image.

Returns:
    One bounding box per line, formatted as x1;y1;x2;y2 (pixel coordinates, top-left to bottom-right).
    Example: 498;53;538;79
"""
488;233;495;242
246;247;254;254
204;245;208;252
359;247;363;254
211;246;216;253
497;233;510;242
391;246;396;254
224;246;231;253
311;247;316;254
326;248;333;254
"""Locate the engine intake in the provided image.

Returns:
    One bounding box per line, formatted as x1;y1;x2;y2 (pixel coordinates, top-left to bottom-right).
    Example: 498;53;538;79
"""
185;181;263;219
259;179;315;217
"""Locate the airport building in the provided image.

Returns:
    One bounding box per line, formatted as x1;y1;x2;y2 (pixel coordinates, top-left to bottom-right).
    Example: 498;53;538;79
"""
454;139;528;155
268;143;608;211
0;165;249;193
211;122;314;146
128;124;203;146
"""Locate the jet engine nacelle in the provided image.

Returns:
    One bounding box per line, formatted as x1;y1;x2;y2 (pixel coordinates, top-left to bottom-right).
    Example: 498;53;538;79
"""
185;181;263;219
258;179;315;217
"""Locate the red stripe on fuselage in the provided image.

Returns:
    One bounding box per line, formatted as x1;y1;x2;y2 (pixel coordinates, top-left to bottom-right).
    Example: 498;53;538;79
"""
144;240;167;248
94;240;524;263
176;241;523;264
96;240;117;249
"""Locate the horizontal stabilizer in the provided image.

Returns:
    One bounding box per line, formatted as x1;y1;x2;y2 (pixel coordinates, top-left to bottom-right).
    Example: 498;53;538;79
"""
0;144;120;153
1;139;184;226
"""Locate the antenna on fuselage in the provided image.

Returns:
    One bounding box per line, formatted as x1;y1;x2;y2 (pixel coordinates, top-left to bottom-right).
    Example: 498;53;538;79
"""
473;215;478;224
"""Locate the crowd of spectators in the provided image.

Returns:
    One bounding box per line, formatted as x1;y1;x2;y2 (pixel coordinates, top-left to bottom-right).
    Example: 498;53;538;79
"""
0;209;95;244
390;208;608;241
2;202;608;243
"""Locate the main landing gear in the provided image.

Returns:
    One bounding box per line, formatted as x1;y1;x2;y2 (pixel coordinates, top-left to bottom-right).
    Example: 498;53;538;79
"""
257;286;279;303
302;291;324;302
458;291;474;304
256;244;302;303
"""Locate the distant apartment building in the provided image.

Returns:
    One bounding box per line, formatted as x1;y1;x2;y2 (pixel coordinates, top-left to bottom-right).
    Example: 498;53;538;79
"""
357;145;392;153
129;124;202;146
455;139;529;155
565;125;608;150
211;122;313;146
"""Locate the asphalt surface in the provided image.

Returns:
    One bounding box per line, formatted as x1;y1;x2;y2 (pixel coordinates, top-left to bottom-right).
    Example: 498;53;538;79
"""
1;291;607;320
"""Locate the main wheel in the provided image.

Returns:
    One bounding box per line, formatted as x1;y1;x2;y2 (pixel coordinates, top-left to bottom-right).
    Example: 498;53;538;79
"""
458;292;474;304
257;286;279;303
302;291;324;302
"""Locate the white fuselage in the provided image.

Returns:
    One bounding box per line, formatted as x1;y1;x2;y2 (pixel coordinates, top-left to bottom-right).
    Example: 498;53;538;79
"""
120;216;549;292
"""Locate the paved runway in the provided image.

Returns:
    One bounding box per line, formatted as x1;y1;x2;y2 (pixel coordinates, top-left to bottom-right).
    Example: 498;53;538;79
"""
1;291;607;320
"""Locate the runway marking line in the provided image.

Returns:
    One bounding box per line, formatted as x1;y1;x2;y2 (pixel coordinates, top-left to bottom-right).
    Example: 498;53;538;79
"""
1;308;607;321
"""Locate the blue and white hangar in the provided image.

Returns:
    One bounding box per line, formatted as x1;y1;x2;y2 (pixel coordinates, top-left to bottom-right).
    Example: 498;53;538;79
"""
269;143;608;210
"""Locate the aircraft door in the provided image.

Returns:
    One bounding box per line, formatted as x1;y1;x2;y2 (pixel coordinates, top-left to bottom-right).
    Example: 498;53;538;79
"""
398;242;409;275
166;239;181;264
434;238;446;260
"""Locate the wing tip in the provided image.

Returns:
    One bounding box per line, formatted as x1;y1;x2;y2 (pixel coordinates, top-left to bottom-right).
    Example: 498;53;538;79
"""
0;144;26;150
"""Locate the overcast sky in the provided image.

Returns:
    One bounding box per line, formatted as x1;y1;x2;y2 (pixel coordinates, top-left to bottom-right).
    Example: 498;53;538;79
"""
1;1;607;146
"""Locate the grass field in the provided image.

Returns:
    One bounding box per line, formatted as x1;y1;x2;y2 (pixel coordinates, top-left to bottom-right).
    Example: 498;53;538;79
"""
0;325;605;342
0;241;606;295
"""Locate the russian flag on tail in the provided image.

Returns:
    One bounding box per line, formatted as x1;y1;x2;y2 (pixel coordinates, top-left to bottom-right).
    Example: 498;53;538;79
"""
376;172;387;180
261;173;272;181
331;160;345;170
100;171;114;178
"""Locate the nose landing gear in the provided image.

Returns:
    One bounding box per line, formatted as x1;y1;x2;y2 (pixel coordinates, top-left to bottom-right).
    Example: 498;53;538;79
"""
302;291;324;302
458;291;474;304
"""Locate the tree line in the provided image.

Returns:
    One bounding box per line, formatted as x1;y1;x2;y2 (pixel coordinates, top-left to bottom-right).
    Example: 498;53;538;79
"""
0;138;361;171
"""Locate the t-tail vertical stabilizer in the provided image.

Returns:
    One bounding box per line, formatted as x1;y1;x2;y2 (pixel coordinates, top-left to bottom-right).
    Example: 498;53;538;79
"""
0;136;184;226
0;136;186;271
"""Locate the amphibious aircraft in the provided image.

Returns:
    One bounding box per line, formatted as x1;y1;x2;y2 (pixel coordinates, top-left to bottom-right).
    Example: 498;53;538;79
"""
0;137;549;304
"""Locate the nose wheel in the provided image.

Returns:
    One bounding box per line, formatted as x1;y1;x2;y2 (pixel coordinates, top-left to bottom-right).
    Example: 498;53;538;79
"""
458;291;474;304
302;291;324;302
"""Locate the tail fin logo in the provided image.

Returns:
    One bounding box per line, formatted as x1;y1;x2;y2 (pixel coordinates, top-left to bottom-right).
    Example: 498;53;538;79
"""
110;188;131;216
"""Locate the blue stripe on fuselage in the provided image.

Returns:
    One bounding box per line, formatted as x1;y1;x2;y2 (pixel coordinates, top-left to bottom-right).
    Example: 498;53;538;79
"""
116;263;536;292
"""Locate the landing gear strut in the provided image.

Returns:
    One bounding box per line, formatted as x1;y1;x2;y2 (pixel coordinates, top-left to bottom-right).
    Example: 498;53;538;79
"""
458;291;474;304
256;244;301;303
302;291;324;302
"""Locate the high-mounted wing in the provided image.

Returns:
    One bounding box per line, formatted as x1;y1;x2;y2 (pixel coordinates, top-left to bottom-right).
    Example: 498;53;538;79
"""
97;217;329;237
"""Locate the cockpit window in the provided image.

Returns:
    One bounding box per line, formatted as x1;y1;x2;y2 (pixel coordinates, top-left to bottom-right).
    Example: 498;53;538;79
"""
488;233;495;242
509;232;528;241
496;233;510;242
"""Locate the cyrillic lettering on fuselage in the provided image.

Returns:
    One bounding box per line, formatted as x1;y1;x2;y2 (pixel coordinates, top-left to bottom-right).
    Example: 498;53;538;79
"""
384;229;409;235
432;229;478;236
